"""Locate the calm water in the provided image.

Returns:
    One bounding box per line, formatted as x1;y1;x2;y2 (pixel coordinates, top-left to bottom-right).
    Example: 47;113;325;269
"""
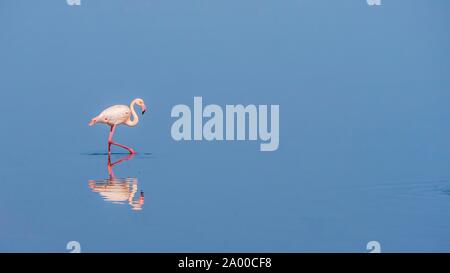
0;149;449;252
0;1;449;252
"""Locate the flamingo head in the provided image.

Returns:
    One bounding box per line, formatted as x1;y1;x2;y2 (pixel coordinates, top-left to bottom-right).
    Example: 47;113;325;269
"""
135;98;147;115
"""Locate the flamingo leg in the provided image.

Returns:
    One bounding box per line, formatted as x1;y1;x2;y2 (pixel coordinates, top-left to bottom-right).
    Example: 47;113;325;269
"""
107;153;135;179
107;154;115;179
108;125;136;154
108;125;114;155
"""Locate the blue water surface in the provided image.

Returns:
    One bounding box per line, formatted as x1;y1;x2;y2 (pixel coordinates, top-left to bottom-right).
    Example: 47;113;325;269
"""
0;0;449;252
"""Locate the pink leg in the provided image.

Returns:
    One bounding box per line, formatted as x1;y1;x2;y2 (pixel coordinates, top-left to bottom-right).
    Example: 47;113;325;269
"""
107;155;115;179
108;125;135;154
107;153;135;179
108;126;114;155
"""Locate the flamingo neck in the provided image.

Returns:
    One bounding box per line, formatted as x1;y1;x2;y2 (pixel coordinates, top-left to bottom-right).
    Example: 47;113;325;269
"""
125;99;139;127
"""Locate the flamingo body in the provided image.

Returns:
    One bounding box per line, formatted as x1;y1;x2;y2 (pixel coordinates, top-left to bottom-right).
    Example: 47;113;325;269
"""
95;105;131;126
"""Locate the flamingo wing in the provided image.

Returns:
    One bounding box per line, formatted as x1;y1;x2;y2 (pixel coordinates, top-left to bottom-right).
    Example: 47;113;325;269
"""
99;105;131;125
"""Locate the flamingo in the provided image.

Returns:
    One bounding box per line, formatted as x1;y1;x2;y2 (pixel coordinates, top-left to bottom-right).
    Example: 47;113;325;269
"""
89;98;147;154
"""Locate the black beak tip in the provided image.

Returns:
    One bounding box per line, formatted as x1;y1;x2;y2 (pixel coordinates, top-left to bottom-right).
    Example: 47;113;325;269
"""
142;110;146;115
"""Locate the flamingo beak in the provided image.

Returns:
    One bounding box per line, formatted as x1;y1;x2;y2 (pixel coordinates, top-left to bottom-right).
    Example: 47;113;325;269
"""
142;104;147;115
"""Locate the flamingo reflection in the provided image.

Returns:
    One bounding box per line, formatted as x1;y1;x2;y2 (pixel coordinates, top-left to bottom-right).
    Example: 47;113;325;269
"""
88;154;144;211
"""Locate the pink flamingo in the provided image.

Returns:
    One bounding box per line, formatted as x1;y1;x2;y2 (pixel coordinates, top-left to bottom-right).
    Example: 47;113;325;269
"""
89;98;147;154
